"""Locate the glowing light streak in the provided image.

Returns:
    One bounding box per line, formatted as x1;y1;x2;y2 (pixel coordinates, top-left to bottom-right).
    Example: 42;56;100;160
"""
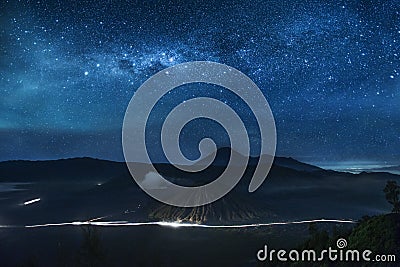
23;198;41;205
23;218;355;229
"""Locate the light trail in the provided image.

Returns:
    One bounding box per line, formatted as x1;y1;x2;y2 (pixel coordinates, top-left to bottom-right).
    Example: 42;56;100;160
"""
23;198;41;206
23;218;356;229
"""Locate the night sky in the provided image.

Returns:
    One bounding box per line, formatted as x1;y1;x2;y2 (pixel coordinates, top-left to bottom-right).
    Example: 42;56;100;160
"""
1;0;399;167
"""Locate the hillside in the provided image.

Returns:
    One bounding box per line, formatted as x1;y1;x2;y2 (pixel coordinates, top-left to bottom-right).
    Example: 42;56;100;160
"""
1;149;400;225
348;213;400;257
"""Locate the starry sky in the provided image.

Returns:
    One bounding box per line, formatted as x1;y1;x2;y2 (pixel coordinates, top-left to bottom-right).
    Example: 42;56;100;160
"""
1;0;399;166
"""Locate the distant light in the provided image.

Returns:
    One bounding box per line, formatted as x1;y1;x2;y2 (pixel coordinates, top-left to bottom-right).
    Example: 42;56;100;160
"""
23;198;41;206
157;221;186;228
168;57;174;62
84;71;89;76
96;63;100;67
97;183;102;186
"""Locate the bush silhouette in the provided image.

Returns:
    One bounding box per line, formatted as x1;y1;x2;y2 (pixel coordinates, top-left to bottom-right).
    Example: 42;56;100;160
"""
384;180;400;213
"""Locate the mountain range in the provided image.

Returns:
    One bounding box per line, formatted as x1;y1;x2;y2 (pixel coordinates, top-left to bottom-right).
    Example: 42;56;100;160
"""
0;148;399;225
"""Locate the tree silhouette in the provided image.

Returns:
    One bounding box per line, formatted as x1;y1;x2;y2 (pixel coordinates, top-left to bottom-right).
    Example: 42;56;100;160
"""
384;180;400;213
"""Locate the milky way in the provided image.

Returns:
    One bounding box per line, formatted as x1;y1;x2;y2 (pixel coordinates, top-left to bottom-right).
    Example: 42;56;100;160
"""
1;0;399;165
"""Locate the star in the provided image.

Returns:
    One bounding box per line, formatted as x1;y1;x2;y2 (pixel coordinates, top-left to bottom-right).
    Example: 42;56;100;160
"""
0;0;398;166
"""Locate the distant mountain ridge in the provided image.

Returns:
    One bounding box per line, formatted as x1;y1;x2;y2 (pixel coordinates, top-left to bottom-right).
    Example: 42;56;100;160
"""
0;148;322;182
1;149;400;224
191;147;323;172
373;165;400;175
0;150;327;224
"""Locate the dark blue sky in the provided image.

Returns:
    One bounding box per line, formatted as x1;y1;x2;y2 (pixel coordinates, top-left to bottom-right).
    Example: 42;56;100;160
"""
0;0;399;166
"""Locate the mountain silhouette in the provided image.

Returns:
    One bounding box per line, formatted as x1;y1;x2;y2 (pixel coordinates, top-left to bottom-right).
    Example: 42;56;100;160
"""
1;149;400;224
196;147;321;172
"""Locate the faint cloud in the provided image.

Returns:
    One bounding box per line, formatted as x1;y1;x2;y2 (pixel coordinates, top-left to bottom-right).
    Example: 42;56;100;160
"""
141;172;168;190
